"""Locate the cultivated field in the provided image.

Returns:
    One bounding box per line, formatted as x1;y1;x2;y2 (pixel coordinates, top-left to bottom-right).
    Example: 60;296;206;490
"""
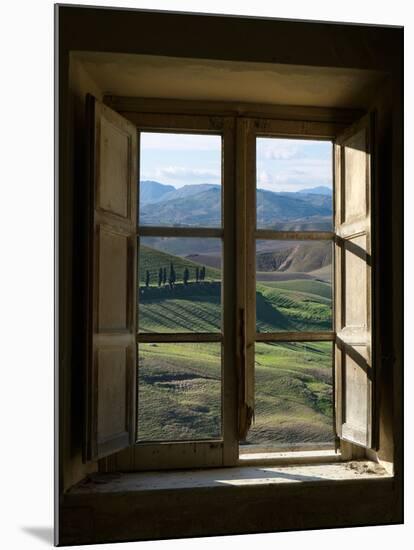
137;245;334;448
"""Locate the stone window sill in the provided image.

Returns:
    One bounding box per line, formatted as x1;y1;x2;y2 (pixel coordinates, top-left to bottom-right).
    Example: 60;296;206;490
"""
69;460;392;494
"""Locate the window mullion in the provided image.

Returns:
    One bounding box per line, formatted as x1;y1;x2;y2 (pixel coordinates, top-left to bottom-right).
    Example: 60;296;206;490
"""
255;332;335;342
137;226;223;238
137;333;223;343
254;230;334;240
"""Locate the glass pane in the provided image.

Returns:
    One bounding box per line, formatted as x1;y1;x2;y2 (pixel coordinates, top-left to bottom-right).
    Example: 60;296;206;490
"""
137;342;222;441
256;240;332;332
138;237;222;333
139;132;222;227
241;342;334;451
256;137;333;230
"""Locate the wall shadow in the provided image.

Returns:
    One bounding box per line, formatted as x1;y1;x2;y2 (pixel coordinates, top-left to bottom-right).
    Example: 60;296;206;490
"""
21;526;53;545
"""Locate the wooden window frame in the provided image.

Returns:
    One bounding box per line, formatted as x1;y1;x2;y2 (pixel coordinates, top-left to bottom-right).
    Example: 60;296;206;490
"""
238;117;340;459
100;111;239;471
98;99;368;473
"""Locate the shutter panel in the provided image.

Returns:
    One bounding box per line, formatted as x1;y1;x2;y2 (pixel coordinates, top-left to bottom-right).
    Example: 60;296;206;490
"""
334;113;375;449
84;95;137;462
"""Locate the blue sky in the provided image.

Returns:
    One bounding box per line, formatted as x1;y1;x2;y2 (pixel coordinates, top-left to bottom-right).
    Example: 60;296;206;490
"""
140;132;332;192
140;132;222;187
257;138;332;192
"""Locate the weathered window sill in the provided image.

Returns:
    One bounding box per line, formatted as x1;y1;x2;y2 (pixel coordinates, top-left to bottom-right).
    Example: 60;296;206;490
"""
60;461;397;546
69;460;391;494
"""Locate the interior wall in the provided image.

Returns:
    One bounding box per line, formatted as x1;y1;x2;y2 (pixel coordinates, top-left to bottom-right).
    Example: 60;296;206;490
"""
72;51;385;109
391;63;404;486
57;6;401;72
60;57;104;492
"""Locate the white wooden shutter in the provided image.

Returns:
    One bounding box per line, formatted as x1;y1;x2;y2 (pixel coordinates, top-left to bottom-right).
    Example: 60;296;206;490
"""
334;113;376;449
84;95;137;462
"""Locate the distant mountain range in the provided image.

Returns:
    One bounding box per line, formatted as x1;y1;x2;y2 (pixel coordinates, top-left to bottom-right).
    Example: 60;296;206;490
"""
140;180;176;204
139;180;332;229
296;185;332;196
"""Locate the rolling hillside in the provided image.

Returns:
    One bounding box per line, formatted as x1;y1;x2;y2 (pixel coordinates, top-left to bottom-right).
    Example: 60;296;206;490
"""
137;342;222;441
139;245;220;285
244;341;334;446
256;283;332;332
137;339;334;446
138;245;332;333
256;241;332;274
137;243;334;447
261;278;332;299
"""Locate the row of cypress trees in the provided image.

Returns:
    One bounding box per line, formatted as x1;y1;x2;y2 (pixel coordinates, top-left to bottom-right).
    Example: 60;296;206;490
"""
144;263;206;288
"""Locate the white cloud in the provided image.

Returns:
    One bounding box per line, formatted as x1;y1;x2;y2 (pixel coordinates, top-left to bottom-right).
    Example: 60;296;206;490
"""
258;138;303;161
159;166;219;180
262;144;299;160
257;159;331;192
141;132;221;151
142;165;221;186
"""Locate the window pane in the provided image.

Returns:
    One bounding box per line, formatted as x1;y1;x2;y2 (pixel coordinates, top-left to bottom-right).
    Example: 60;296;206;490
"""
137;342;222;441
256;240;332;332
139;132;222;227
256;137;333;230
138;237;222;333
241;342;334;451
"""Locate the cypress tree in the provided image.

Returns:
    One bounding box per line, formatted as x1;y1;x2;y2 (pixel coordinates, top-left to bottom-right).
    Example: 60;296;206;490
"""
196;266;199;283
145;270;150;288
163;267;167;286
158;267;163;287
183;267;189;286
169;262;176;288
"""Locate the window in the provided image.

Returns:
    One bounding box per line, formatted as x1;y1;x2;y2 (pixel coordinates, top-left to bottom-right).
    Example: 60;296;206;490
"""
83;96;375;469
241;135;335;454
133;120;238;468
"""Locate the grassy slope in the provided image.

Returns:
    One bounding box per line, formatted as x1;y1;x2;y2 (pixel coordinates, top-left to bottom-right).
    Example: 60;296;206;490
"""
259;278;332;299
137;341;334;445
245;342;333;446
308;264;333;282
137;246;334;446
256;282;332;332
139;245;220;284
139;281;332;333
139;287;221;333
137;342;222;441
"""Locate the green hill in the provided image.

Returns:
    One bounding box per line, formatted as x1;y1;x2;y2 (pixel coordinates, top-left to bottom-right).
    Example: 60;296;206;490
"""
137;246;334;448
138;279;332;333
244;341;334;446
139;285;221;333
137;342;222;441
260;278;332;299
137;340;334;446
256;282;332;332
138;246;332;333
139;245;220;285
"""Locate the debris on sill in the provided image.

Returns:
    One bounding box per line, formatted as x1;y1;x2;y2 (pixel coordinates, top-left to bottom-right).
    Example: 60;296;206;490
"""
345;460;388;476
